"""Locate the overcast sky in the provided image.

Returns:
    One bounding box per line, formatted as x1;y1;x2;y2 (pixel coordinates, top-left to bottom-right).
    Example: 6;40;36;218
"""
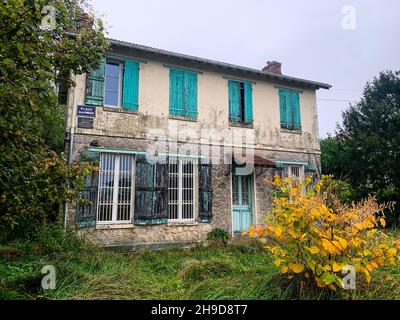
91;0;400;137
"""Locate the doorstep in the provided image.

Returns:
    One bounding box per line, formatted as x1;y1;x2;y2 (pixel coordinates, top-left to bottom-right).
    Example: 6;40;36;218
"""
233;232;246;239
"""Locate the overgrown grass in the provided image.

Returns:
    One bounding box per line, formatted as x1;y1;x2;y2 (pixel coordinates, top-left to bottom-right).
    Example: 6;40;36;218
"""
0;239;286;300
1;226;400;300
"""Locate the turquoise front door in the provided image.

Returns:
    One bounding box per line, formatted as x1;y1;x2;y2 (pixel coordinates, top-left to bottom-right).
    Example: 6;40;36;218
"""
232;173;253;233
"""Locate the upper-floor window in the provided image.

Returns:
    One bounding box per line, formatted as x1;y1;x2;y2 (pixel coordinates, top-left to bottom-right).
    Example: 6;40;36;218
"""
228;80;253;125
279;88;301;131
85;58;139;111
169;68;198;119
104;61;122;107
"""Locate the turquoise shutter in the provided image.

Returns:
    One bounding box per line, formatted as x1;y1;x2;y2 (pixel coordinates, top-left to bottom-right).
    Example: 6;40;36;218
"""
279;89;292;129
153;161;169;222
279;89;287;129
122;59;139;111
76;171;98;227
169;69;184;116
244;82;253;124
85;57;106;106
198;163;213;223
184;71;198;119
228;80;240;123
291;91;301;130
76;151;100;228
285;91;293;129
134;156;168;225
134;157;155;225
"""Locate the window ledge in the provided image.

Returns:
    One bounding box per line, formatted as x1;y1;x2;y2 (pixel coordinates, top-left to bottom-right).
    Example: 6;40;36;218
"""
229;122;254;129
103;106;138;115
96;223;134;230
167;221;198;227
281;129;302;134
169;115;198;122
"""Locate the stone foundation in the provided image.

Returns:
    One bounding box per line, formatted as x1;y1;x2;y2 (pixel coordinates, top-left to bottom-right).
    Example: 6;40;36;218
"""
79;222;213;246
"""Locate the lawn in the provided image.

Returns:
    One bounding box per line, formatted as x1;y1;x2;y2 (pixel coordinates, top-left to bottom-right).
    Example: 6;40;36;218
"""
1;237;400;300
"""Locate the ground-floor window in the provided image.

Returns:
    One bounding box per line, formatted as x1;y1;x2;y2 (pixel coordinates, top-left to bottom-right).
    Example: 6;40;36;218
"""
283;164;304;182
168;158;196;221
77;152;209;226
97;153;135;224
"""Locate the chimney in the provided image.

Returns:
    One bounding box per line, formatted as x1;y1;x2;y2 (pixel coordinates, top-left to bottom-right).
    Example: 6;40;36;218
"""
262;61;282;75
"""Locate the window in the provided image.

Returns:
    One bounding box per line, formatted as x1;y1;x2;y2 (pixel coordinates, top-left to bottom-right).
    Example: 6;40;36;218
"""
77;153;214;227
104;62;122;107
168;158;197;221
169;68;198;119
228;80;253;125
284;164;304;182
97;153;135;224
279;88;301;131
85;58;139;111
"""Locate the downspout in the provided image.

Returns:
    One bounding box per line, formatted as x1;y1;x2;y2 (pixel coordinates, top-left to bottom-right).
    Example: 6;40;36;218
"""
64;72;77;230
64;126;74;230
313;91;322;178
68;128;75;166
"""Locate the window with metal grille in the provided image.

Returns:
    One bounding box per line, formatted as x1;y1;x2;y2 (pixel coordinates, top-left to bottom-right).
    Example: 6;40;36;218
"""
97;153;135;223
284;164;304;182
168;158;196;221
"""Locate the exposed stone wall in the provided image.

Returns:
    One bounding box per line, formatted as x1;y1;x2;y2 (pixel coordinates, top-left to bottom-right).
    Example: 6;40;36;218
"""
71;132;320;174
80;223;214;246
211;164;232;234
72;105;320;153
69;133;320;246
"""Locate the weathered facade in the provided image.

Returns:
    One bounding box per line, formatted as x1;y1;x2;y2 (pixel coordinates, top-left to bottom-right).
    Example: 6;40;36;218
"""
64;39;331;247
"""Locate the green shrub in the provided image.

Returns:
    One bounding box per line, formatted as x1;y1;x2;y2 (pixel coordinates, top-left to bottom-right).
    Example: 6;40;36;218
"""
207;228;230;242
33;222;97;255
0;0;108;243
0;246;24;261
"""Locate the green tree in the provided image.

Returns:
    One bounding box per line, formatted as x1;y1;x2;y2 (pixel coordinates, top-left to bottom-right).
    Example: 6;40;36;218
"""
321;135;347;178
322;71;400;225
0;0;109;240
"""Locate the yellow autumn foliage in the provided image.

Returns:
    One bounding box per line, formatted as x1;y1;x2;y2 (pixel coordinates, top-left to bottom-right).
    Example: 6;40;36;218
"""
244;175;398;290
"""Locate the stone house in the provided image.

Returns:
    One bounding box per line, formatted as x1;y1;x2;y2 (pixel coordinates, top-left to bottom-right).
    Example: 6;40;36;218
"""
64;38;331;247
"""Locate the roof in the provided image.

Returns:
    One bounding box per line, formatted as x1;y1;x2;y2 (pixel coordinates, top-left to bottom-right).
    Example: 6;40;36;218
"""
253;155;276;167
108;38;331;90
226;152;276;167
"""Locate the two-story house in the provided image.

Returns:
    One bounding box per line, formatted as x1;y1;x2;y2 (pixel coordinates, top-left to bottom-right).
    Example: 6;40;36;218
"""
64;38;331;247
